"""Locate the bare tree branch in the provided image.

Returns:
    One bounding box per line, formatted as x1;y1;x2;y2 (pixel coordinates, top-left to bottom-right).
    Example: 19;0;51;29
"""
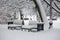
54;2;60;10
43;0;60;14
56;0;60;2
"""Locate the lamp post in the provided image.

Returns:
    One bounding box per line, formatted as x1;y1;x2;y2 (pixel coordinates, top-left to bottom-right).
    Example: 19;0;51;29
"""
49;0;53;29
50;0;53;20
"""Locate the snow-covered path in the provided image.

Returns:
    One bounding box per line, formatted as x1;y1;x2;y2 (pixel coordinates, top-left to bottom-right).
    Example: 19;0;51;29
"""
0;29;60;40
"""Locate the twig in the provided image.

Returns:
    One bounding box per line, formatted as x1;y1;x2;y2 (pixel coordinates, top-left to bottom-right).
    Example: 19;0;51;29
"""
54;2;60;10
43;0;60;14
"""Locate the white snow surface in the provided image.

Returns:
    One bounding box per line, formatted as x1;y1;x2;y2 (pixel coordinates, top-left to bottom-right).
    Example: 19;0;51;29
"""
0;17;60;40
0;28;60;40
53;17;60;29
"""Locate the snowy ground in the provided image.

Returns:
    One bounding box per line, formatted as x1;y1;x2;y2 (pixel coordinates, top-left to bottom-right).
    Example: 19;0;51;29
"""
0;17;60;40
0;24;60;40
0;29;60;40
53;17;60;29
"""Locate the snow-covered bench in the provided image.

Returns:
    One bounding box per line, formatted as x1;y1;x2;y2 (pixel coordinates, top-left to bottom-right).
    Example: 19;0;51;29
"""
8;24;22;30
